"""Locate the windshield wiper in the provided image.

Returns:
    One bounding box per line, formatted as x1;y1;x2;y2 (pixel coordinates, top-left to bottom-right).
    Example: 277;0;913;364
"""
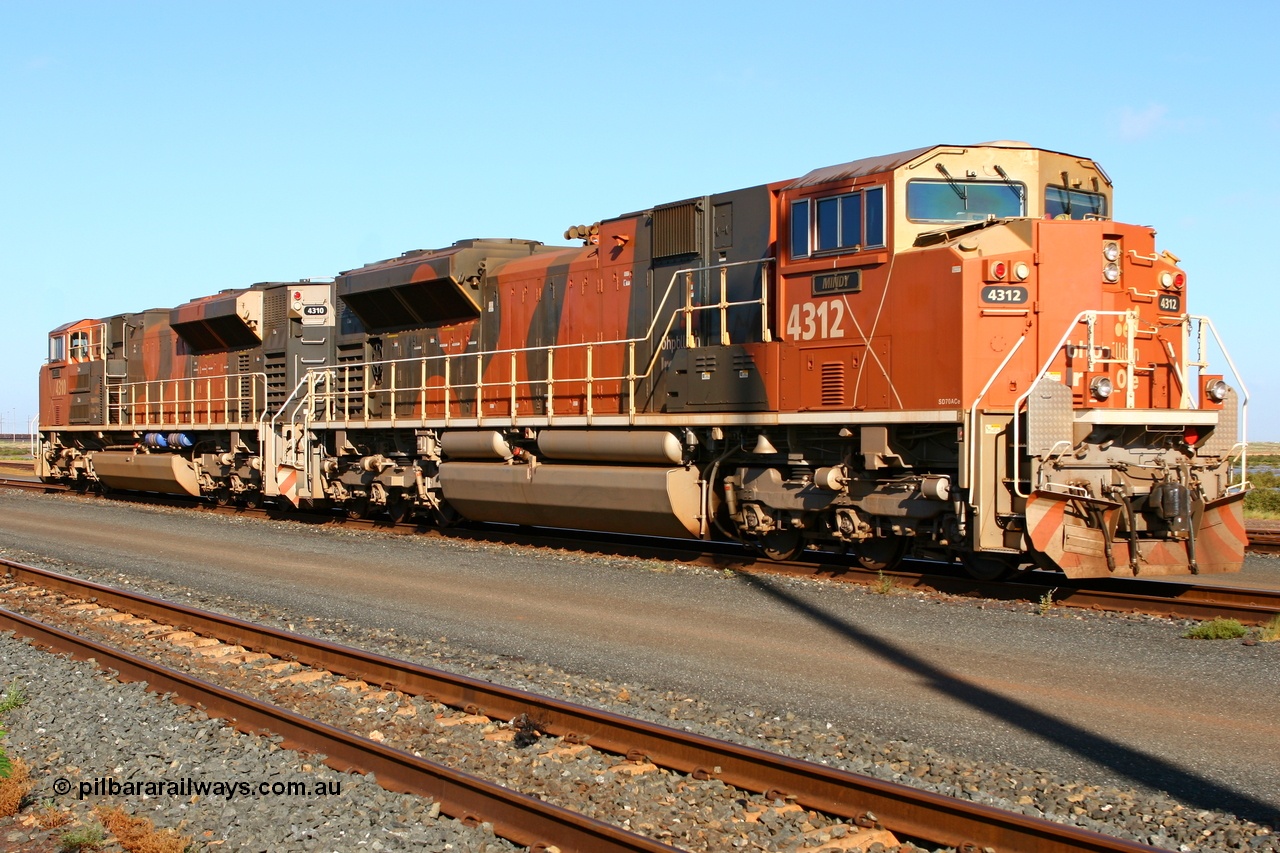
994;165;1024;206
935;163;967;207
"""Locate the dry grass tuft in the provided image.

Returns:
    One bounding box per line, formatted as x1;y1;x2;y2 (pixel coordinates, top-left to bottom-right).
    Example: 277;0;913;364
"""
33;801;74;830
95;806;193;853
0;758;32;817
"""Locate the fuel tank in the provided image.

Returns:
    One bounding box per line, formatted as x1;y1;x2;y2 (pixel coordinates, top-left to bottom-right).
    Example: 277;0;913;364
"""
439;462;702;538
91;451;202;497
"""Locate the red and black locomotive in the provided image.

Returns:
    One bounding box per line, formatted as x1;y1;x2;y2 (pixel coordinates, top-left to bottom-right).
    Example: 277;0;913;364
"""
38;141;1250;579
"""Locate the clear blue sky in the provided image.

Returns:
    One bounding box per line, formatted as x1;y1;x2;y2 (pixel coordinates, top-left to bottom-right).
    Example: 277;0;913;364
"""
3;1;1277;439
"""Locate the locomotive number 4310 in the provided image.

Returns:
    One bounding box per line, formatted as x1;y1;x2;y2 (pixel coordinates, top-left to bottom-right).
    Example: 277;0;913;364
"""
787;300;846;341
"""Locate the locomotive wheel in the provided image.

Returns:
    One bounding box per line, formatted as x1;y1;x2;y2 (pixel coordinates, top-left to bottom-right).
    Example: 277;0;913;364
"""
385;498;410;524
212;487;231;507
759;529;803;561
854;536;906;571
345;496;370;520
960;552;1023;582
431;503;461;528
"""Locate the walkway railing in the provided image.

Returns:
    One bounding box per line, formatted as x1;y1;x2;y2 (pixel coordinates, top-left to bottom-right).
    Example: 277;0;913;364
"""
271;259;773;470
108;372;269;428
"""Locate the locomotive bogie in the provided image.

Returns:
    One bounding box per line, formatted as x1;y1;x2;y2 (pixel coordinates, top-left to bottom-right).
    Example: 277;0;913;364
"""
36;142;1249;580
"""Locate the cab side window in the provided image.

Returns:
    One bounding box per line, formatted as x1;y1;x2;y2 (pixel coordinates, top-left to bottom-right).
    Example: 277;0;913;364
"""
70;331;89;359
791;187;885;258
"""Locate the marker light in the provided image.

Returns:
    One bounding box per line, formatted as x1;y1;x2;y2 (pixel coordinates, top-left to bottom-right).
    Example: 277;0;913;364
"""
1160;272;1174;289
988;260;1007;280
1013;261;1030;281
1173;272;1185;290
1205;379;1230;403
1103;241;1121;262
1090;376;1114;400
1103;262;1120;283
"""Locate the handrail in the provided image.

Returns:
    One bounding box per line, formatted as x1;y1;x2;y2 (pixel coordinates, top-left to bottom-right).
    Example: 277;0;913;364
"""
266;369;337;478
964;333;1027;530
1192;315;1251;485
300;259;773;428
1010;310;1125;498
49;322;112;364
1009;312;1248;498
109;372;268;428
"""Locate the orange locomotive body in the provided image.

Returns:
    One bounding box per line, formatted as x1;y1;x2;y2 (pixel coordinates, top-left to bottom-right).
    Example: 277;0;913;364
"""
38;142;1249;579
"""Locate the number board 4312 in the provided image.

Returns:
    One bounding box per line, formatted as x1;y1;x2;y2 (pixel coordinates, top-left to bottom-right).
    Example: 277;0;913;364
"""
980;285;1028;304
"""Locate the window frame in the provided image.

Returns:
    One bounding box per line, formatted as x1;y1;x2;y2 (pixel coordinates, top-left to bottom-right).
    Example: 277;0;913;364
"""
790;187;886;259
48;335;66;364
69;330;90;359
1044;185;1108;220
905;178;1027;224
790;199;811;259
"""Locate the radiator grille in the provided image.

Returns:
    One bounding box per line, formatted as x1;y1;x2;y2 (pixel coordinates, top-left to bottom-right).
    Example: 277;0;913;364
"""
652;201;700;260
334;345;366;418
238;353;254;421
265;353;288;410
821;362;846;407
264;290;287;333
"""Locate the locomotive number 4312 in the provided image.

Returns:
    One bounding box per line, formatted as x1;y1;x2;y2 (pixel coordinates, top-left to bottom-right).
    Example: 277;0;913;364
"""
980;286;1028;304
787;300;846;341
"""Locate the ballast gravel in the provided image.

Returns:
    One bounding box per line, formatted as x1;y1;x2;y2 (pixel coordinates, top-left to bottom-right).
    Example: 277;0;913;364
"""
0;490;1276;851
0;632;516;852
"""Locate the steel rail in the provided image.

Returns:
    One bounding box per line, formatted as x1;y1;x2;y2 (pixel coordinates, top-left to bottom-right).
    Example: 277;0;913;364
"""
1247;531;1280;555
9;477;1278;558
1011;575;1280;623
0;558;1156;853
7;480;1279;623
5;483;1276;621
776;557;1280;625
0;477;69;492
0;603;679;853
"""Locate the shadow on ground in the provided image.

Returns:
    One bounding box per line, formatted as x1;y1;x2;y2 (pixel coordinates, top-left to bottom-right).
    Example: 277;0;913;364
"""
737;572;1277;828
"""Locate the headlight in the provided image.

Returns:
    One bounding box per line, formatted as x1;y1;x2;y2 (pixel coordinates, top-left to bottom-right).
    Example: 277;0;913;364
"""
1205;379;1230;403
1103;262;1120;283
1103;241;1121;262
1090;376;1114;400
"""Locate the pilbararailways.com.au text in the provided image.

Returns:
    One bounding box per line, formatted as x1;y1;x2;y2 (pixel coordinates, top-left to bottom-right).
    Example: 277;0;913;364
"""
55;776;343;801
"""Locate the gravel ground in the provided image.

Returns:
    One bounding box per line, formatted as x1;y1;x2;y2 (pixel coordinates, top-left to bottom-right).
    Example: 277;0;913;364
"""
0;632;517;852
0;489;1277;851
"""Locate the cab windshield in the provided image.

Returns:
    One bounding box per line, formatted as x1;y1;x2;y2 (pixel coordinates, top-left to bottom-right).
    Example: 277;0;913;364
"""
1045;186;1107;219
906;180;1025;223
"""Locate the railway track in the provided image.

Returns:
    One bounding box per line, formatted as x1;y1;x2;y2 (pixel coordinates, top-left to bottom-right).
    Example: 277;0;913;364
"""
3;476;1278;625
1248;529;1280;555
0;557;1158;853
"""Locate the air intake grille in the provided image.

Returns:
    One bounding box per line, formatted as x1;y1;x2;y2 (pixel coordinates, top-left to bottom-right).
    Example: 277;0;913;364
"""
821;362;846;407
653;201;700;260
264;290;287;332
